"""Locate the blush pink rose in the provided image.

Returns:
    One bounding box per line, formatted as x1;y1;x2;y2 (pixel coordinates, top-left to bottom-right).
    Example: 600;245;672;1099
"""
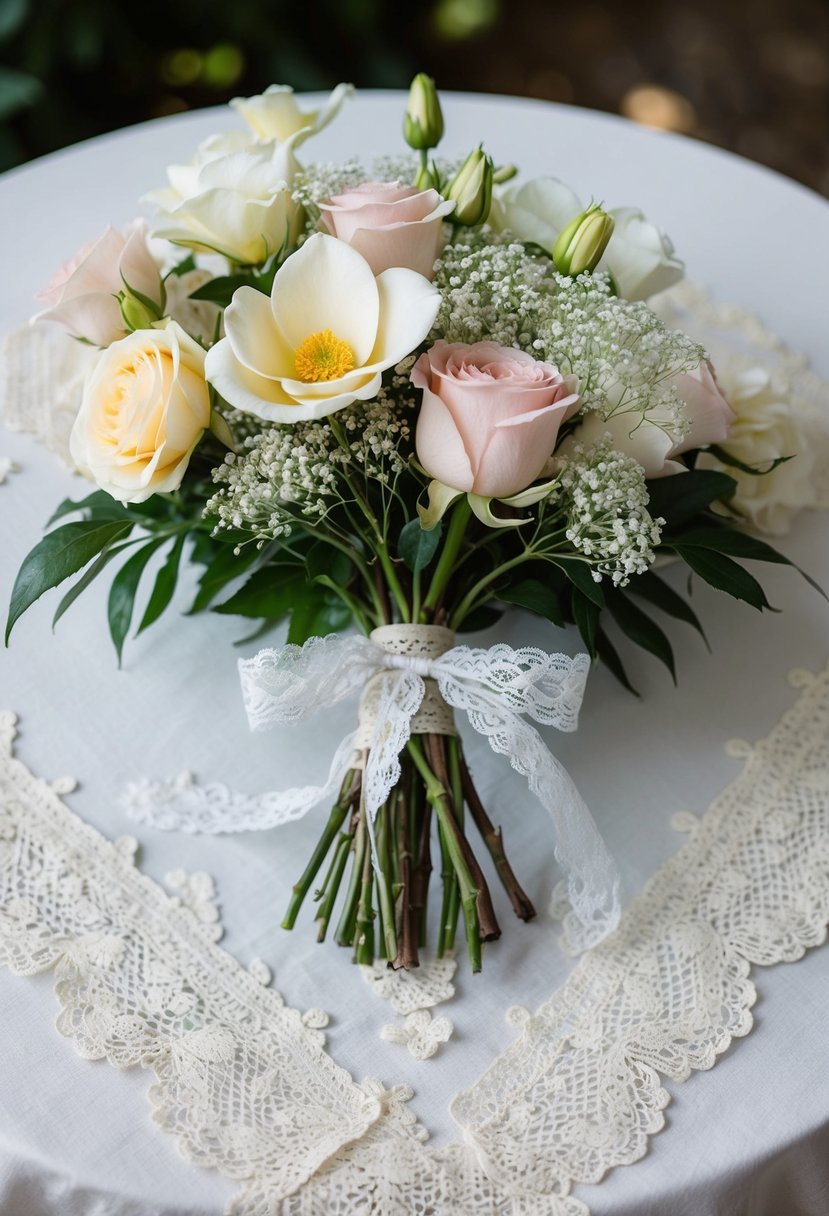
34;220;163;347
319;181;455;279
672;359;734;457
413;340;581;498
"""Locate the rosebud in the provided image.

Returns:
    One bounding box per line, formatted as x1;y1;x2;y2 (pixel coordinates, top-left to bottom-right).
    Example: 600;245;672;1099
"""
552;204;615;275
446;146;494;227
404;73;444;151
118;291;158;333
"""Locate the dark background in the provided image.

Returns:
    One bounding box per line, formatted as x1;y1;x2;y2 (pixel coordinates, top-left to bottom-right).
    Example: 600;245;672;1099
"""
1;0;827;196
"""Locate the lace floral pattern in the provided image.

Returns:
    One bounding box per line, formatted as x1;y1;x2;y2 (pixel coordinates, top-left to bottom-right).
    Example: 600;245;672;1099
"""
3;662;829;1213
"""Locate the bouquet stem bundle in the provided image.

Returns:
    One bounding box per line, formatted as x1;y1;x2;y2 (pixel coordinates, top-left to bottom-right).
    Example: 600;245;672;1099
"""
282;731;535;972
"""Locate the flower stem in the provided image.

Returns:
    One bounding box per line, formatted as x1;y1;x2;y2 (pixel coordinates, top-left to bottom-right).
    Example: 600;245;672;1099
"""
281;771;357;930
374;798;398;961
354;832;376;965
449;551;535;629
460;752;536;922
315;832;352;941
407;735;483;972
421;497;471;618
335;809;365;947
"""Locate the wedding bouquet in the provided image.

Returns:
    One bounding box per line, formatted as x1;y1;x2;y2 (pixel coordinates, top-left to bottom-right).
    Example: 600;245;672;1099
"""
5;77;818;973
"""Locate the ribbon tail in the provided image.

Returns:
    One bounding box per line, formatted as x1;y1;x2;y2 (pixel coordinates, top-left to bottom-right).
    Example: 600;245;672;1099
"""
122;731;361;834
450;691;620;952
362;671;425;872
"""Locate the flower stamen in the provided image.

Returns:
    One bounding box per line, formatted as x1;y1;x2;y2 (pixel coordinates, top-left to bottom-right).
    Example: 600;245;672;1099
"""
294;329;355;383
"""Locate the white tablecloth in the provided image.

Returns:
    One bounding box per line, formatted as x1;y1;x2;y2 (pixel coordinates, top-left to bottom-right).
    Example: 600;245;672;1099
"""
1;91;828;1216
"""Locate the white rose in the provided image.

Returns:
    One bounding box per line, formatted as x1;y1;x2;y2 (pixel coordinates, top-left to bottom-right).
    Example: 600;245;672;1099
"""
230;82;353;146
697;367;816;535
147;139;301;265
70;320;211;503
493;176;684;300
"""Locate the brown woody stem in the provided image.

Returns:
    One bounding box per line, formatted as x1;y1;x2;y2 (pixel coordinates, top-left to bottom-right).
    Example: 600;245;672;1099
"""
460;753;536;922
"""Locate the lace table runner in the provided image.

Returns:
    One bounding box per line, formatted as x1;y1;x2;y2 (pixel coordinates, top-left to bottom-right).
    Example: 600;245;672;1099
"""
2;659;828;1215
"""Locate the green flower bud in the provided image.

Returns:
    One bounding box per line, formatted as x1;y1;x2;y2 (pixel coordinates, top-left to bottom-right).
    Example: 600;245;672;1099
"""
446;146;494;227
492;163;518;185
552;204;615;276
118;290;157;333
403;73;444;151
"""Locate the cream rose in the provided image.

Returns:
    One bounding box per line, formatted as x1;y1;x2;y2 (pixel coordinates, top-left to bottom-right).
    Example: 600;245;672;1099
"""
147;139;301;265
413;340;580;499
493;177;684;300
34;220;164;347
230;82;353;146
561;360;733;479
698;366;815;535
69;320;211;503
206;233;440;423
319;181;454;278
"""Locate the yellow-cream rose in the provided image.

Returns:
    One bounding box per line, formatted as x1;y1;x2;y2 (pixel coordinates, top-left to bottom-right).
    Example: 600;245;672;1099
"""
69;320;210;503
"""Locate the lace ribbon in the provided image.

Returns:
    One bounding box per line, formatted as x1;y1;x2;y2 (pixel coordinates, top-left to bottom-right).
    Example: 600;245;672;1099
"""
126;625;620;953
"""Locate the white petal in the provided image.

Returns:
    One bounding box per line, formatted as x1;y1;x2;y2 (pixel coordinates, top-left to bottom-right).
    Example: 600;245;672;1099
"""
225;286;294;379
205;339;296;420
364;268;440;371
271;234;379;365
279;369;380;402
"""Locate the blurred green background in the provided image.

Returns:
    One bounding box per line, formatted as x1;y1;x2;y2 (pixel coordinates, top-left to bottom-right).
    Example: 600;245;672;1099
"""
1;0;827;195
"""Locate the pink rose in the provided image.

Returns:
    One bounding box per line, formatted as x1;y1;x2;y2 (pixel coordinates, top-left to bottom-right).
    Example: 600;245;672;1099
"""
672;359;734;457
319;181;454;279
413;340;580;498
34;220;164;347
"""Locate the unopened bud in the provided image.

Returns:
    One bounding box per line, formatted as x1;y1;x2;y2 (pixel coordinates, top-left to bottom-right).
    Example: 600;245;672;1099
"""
404;73;444;151
446;146;494;228
552;204;615;275
118;291;157;333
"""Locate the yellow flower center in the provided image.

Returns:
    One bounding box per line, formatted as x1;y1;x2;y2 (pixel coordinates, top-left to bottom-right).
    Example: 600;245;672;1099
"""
294;329;356;383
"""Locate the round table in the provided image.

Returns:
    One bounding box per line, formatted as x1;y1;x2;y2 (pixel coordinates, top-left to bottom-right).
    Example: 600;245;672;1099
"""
1;90;828;1216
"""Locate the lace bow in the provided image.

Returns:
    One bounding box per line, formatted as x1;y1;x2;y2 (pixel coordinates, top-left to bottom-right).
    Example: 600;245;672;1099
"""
129;628;621;951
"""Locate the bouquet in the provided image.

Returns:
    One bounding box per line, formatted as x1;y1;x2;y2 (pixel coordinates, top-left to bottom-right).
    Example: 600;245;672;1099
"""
5;77;819;974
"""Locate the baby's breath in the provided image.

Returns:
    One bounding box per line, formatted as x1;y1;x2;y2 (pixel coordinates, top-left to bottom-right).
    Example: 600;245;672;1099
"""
433;230;704;442
551;438;664;586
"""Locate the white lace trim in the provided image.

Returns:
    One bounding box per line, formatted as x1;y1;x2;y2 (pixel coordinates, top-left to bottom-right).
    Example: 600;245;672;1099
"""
3;662;829;1212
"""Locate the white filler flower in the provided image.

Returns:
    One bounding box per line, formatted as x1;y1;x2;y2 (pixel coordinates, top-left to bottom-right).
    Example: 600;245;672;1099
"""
205;233;440;422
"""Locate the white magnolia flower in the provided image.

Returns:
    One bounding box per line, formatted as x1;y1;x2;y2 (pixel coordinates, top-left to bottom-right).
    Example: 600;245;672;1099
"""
698;366;816;535
230;82;353;146
205;232;440;423
492;176;684;300
147;139;301;265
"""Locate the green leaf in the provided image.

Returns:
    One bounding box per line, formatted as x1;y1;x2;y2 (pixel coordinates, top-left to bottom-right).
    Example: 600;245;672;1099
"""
188;541;264;614
707;444;794;477
674;545;774;610
647;469;737;527
595;628;640;696
627;569;708;645
46;491;129;526
213;566;304;619
108;538;168;662
606;592;676;682
6;519;132;643
549;557;605;607
457;605;503;633
287;587;351;646
571;589;600;657
498;578;565;626
189;274;256;307
398;517;442;573
305;540;353;587
136;534;186;634
165;253;197;278
670;526;827;600
52;539;136;629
